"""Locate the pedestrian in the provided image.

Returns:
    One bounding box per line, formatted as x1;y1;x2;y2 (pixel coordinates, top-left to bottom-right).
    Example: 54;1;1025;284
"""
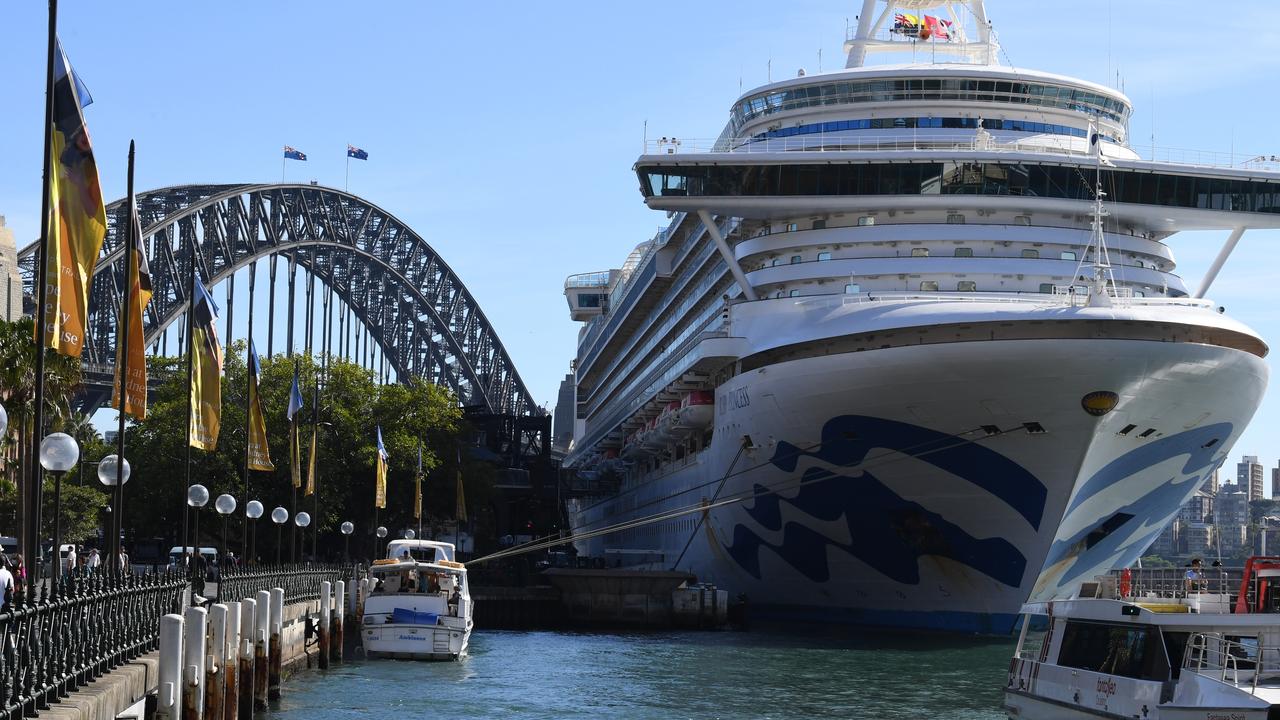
117;548;130;575
86;548;101;576
63;545;77;578
11;554;25;597
0;556;14;611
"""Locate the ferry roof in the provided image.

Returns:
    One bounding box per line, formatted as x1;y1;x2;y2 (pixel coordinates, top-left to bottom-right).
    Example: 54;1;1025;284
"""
734;62;1132;108
1023;598;1280;630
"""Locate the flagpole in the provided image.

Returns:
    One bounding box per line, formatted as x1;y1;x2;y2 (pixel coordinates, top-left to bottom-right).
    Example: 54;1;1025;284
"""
242;261;256;560
113;139;137;575
416;443;423;543
281;152;285;184
311;378;319;562
182;206;197;560
26;0;58;580
344;150;349;193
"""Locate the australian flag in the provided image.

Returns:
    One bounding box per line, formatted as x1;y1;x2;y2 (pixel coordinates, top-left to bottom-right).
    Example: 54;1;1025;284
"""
347;144;368;161
283;145;307;161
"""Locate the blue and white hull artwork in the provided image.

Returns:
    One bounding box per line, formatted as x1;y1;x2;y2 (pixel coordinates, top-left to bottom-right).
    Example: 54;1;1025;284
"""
567;297;1268;633
559;0;1280;634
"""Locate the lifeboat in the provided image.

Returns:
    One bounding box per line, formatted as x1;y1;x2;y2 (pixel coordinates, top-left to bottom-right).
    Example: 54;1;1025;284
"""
640;417;666;452
672;391;714;434
621;431;646;460
651;401;682;445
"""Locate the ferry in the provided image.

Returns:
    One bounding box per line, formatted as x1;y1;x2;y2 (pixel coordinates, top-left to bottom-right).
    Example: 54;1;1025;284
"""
361;539;472;660
1005;559;1280;719
559;0;1278;633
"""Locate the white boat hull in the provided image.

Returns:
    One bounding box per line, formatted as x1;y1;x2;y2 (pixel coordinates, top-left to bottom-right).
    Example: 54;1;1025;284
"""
568;332;1267;633
362;620;471;660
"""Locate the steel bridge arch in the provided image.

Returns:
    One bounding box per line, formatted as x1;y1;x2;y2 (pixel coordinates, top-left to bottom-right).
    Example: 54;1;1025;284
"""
17;183;539;417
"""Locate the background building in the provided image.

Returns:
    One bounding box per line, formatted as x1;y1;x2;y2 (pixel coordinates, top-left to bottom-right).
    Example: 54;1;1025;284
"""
1239;455;1265;503
0;216;22;321
1273;463;1280;499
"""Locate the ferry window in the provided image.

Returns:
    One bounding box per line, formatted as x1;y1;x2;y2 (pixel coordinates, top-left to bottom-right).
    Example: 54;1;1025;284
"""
771;258;781;267
919;280;939;292
957;281;977;292
954;247;973;257
817;251;832;261
1039;283;1055;293
844;283;861;294
1022;249;1040;259
789;289;801;297
813;220;827;230
1061;251;1077;261
911;247;929;257
1056;621;1170;681
791;255;802;264
786;223;799;232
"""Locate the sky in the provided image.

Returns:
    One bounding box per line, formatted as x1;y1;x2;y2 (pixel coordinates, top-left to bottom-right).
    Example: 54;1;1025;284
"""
2;1;1279;488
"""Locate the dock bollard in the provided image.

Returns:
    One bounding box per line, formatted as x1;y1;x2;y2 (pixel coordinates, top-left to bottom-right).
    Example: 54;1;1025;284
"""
318;582;331;670
157;614;185;720
239;597;256;719
204;604;227;720
223;602;240;720
333;580;345;663
268;588;284;701
253;590;270;711
182;606;208;720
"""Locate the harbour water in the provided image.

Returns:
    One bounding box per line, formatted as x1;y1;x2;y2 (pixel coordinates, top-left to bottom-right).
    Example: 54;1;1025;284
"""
267;630;1013;718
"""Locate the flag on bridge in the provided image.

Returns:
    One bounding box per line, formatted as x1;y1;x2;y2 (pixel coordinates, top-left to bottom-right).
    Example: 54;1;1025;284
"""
111;191;152;418
347;144;368;161
287;364;304;488
246;340;274;471
375;426;389;509
188;275;222;451
42;39;106;358
283;145;307;161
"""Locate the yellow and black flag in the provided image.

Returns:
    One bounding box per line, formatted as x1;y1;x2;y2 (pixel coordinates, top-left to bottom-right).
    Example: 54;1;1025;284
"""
188;276;222;450
287;367;304;488
43;40;106;357
375;426;388;509
111;194;151;418
246;340;274;471
305;416;318;497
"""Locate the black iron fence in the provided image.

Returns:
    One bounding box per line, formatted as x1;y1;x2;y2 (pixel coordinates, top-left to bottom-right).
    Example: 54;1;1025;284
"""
0;570;186;720
218;564;358;606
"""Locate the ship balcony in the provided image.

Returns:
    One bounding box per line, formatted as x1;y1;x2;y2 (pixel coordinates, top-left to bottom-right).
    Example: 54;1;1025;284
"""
565;270;618;321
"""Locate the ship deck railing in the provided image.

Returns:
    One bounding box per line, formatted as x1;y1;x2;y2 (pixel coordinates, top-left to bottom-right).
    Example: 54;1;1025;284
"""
1184;633;1280;694
645;135;1280;172
1092;566;1244;601
835;289;1216;311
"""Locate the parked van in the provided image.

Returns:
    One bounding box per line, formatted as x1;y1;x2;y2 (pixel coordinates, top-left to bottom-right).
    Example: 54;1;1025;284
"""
167;546;218;578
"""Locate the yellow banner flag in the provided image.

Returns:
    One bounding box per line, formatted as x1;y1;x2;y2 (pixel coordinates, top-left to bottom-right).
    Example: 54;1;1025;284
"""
287;369;303;488
305;420;318;496
375;426;388;509
188;278;222;451
110;196;151;418
246;341;274;471
42;41;106;357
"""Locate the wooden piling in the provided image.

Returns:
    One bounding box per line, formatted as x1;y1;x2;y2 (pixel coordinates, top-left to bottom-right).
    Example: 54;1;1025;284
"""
223;602;239;720
267;588;283;701
332;580;345;663
253;590;270;711
204;604;226;720
318;582;331;670
238;597;256;720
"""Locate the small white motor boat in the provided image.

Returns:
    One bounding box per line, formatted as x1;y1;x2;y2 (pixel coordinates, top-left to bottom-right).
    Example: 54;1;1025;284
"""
361;539;472;660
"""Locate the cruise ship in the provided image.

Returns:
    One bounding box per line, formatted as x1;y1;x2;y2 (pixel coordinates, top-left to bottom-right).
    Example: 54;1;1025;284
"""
560;0;1278;633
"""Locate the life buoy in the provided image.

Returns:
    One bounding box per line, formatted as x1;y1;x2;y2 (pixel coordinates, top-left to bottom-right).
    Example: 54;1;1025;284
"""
1119;567;1132;598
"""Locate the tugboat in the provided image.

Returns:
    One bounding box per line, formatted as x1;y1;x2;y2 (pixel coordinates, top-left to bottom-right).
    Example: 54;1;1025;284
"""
1004;557;1280;718
361;539;472;660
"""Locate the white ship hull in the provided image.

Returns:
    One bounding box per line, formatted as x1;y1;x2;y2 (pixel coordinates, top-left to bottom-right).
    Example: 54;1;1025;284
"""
362;618;471;660
568;327;1267;633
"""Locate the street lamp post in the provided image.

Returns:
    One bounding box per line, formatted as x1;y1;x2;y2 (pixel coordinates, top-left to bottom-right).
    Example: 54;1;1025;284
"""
187;485;209;576
245;501;263;565
40;433;79;595
271;507;288;565
340;522;354;561
215;494;236;568
294;512;311;563
96;455;131;574
375;525;387;561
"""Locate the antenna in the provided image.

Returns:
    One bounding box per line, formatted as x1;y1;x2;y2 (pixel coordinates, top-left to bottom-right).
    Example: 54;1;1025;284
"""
767;58;772;82
818;47;823;73
1086;119;1116;308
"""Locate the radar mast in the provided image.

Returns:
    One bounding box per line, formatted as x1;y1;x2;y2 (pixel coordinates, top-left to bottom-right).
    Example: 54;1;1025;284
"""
844;0;999;68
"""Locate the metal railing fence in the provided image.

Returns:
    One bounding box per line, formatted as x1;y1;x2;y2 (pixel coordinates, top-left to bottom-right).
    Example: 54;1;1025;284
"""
218;563;357;605
0;569;186;720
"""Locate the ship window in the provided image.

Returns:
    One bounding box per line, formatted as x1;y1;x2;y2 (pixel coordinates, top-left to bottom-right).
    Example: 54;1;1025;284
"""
1039;283;1054;293
1022;249;1040;259
844;283;861;294
1061;251;1077;261
771;258;781;267
813;219;827;229
954;247;973;257
817;251;832;261
789;289;801;297
786;223;799;232
911;248;929;257
791;255;803;264
957;281;977;292
919;281;939;291
857;216;875;226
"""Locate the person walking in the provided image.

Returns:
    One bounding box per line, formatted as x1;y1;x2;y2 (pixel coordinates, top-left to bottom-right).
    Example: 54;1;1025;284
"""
86;548;101;576
0;556;14;611
11;555;25;597
63;545;77;580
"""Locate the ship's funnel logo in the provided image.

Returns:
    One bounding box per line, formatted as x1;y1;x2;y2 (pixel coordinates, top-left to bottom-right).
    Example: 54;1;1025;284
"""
725;415;1047;588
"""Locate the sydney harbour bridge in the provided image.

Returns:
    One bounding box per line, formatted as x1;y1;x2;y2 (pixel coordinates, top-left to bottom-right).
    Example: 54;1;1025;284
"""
16;182;548;455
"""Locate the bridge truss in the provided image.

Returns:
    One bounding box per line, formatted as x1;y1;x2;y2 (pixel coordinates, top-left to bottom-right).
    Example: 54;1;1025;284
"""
17;183;541;423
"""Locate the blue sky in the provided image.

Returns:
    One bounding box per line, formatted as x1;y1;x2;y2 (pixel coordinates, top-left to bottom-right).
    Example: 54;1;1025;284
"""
2;2;1279;487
